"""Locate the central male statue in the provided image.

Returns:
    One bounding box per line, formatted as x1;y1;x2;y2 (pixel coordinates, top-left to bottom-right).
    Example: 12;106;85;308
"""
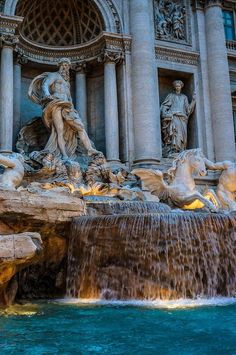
28;58;98;159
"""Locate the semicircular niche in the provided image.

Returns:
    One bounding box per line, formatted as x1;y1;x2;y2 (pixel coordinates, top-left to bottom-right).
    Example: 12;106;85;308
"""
16;0;104;47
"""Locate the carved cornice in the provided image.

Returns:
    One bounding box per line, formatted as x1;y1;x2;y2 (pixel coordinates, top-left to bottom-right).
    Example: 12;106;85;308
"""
15;31;131;65
0;14;23;35
156;46;199;66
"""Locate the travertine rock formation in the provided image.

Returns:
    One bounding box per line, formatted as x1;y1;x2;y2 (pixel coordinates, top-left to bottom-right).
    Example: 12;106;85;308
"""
0;232;42;305
0;189;86;303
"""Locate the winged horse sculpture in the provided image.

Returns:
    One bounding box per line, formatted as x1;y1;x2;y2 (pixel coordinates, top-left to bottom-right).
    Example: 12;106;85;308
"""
132;149;219;212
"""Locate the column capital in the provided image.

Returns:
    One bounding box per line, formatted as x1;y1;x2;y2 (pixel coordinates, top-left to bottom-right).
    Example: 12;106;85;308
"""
72;62;87;74
13;52;28;66
205;0;223;9
191;0;205;11
0;34;19;48
98;50;125;65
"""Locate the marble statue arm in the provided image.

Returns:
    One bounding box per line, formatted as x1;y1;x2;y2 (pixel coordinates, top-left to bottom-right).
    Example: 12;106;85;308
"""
204;158;231;171
185;93;196;117
41;74;55;98
0;155;15;168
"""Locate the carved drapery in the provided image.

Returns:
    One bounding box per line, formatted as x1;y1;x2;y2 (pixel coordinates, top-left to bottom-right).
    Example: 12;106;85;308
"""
154;0;191;45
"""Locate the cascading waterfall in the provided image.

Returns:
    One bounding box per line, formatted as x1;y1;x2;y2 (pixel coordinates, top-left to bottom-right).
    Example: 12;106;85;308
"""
67;203;236;300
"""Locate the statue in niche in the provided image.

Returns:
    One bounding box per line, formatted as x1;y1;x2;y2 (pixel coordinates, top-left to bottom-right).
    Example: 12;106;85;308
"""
28;58;98;160
160;80;196;156
154;0;186;41
15;58;145;201
0;153;25;190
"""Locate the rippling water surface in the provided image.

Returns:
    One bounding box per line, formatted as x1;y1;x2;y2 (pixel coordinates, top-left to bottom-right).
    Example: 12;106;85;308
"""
0;298;236;354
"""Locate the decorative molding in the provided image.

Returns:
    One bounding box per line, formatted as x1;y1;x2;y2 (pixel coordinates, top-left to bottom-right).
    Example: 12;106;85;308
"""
0;14;23;36
14;52;28;65
154;0;192;46
156;46;199;66
105;0;121;33
205;0;223;8
0;14;22;49
73;62;87;74
15;31;131;65
0;32;18;47
97;49;125;64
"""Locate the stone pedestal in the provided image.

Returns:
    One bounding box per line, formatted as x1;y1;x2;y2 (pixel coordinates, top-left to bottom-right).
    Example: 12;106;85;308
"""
205;1;236;161
130;0;162;166
104;54;120;162
75;63;87;131
0;43;14;151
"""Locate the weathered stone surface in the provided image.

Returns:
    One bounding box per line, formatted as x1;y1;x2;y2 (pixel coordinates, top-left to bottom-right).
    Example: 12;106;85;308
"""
0;189;86;304
0;232;42;305
0;189;86;227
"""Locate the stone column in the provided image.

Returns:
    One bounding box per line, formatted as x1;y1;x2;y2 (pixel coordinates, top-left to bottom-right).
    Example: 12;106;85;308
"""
103;51;122;162
205;0;236;161
0;35;17;151
194;1;214;160
117;50;135;167
13;54;25;147
130;0;162;167
75;63;88;131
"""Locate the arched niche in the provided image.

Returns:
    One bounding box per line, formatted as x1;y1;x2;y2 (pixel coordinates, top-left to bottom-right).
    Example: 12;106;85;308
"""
3;0;123;34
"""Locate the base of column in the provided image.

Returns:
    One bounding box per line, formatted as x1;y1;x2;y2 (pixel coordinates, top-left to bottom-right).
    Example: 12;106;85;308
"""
107;159;120;163
0;150;13;155
132;158;161;169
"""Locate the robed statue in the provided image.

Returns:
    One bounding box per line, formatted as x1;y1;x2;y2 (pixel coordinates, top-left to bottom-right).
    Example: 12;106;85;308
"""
28;58;98;160
161;80;196;156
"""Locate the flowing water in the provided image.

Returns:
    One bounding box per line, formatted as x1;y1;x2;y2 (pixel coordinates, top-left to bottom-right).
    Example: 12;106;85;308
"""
1;300;236;354
67;204;236;300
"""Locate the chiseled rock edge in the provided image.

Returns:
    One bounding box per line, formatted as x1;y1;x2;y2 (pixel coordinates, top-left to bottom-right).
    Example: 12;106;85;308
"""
0;189;86;224
0;232;43;306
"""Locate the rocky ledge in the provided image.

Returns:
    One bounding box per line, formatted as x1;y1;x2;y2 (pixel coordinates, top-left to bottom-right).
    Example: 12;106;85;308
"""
0;232;42;305
0;189;86;305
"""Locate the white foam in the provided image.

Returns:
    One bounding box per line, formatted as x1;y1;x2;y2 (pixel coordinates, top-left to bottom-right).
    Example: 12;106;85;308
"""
55;297;236;309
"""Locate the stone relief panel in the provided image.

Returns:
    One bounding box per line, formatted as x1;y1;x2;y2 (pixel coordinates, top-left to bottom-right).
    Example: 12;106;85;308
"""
154;0;190;45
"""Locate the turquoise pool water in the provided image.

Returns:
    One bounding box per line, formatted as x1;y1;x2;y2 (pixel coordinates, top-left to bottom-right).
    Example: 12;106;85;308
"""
0;299;236;354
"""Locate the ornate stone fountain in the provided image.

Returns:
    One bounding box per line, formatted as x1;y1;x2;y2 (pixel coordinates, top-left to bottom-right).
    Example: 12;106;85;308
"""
0;59;235;305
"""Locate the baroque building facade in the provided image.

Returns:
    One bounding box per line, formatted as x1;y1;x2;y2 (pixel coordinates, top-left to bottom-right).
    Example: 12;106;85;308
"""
0;0;236;169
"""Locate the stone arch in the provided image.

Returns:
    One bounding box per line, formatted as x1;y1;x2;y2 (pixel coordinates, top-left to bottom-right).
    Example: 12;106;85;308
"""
3;0;123;34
